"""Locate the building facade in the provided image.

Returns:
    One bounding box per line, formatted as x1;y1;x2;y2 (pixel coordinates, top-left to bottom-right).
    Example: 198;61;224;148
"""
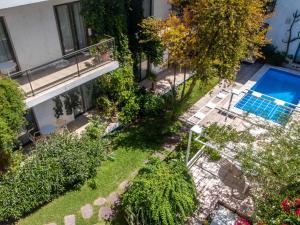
0;0;119;138
267;0;300;63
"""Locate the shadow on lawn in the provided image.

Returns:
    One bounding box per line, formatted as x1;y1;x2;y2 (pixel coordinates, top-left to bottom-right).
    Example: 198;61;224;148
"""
110;115;180;152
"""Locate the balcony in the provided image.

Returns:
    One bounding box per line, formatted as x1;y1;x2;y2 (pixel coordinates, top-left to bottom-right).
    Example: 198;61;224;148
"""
10;37;117;100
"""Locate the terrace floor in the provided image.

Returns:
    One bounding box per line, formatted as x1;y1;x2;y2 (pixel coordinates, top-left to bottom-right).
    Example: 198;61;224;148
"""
13;54;113;97
189;156;253;221
179;62;264;130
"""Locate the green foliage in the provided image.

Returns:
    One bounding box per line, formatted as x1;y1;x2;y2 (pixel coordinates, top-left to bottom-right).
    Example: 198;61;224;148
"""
140;91;166;116
94;64;141;124
0;132;105;222
53;96;63;119
85;118;106;140
0;79;25;132
261;44;286;66
80;0;129;63
237;122;300;223
63;91;81;115
119;95;140;124
0;79;25;172
122;158;197;225
139;17;164;66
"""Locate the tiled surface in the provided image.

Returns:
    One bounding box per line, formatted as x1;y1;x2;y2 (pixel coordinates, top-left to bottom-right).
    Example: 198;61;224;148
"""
189;157;254;220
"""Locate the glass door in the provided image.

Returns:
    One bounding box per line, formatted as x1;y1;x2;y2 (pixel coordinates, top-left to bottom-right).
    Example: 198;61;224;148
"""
55;2;87;55
0;17;15;63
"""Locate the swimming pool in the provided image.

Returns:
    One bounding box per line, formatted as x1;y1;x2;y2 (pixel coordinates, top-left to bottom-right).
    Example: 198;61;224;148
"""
235;68;300;124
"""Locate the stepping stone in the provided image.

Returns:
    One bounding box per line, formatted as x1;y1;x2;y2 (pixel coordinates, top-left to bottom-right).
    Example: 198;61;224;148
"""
99;207;113;221
108;192;120;205
118;180;129;192
130;170;139;178
80;204;93;219
45;223;57;225
64;215;75;225
93;197;107;206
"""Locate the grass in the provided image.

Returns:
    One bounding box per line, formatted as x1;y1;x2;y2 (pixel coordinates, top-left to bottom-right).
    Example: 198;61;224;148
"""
174;77;219;116
17;148;149;225
16;77;219;225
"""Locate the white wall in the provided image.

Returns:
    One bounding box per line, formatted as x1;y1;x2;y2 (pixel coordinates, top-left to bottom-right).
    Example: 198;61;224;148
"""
0;0;78;70
153;0;170;19
33;96;74;134
267;0;300;56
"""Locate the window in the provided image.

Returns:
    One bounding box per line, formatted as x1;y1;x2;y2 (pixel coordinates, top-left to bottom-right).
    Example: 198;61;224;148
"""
55;1;87;55
0;17;15;64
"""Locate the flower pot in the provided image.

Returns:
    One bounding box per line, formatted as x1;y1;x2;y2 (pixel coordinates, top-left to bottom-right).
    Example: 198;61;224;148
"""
101;52;110;62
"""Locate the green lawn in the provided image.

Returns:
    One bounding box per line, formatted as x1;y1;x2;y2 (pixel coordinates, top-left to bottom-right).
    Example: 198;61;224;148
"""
17;148;149;225
17;77;219;225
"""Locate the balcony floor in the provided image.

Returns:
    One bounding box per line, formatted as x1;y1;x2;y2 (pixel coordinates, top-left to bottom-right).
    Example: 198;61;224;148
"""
14;54;113;97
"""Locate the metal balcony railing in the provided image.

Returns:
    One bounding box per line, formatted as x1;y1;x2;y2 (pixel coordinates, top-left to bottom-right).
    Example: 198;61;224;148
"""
10;37;115;97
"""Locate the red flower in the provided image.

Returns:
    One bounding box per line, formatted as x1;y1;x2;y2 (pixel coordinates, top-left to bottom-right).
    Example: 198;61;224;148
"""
296;208;300;216
295;198;300;207
281;198;291;212
235;217;250;225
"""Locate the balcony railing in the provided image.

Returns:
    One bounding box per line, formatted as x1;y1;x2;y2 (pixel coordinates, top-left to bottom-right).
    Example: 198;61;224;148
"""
10;37;115;98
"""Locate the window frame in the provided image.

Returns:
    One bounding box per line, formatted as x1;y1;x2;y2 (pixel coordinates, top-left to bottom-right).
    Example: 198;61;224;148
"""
54;1;87;55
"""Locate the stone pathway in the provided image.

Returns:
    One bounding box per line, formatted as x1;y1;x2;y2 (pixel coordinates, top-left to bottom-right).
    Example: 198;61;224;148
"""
64;215;75;225
93;197;106;206
80;204;93;219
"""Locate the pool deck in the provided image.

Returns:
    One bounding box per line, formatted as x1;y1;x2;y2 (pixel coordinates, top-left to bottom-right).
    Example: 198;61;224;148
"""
184;63;300;222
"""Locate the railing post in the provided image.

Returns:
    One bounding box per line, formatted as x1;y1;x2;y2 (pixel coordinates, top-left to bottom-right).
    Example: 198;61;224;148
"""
26;70;35;97
75;55;80;77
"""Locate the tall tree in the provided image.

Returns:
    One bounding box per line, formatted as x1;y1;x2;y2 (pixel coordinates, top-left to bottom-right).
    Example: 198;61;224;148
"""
164;0;268;97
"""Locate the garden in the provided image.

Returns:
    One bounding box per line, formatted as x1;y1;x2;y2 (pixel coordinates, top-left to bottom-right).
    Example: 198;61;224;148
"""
1;0;299;225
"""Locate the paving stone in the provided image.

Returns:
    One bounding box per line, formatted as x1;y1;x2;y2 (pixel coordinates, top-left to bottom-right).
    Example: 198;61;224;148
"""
130;170;138;177
108;192;120;205
99;207;113;221
93;197;107;206
64;214;75;225
80;204;93;219
118;180;129;192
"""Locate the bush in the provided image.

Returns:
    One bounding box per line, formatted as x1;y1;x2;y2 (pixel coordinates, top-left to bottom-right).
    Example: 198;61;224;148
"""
140;91;166;116
261;44;286;66
0;79;25;173
119;95;140;124
121;158;197;225
0;132;105;222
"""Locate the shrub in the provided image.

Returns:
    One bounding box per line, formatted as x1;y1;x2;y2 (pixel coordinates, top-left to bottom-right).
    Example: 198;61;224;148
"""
0;79;25;173
119;95;140;124
141;91;166;116
121;158;197;225
261;44;286;66
0;132;105;222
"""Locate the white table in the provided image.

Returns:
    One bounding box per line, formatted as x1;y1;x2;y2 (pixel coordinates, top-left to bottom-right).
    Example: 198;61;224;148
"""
0;61;17;77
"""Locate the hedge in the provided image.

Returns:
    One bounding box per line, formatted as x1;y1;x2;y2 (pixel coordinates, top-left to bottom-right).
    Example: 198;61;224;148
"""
0;132;105;222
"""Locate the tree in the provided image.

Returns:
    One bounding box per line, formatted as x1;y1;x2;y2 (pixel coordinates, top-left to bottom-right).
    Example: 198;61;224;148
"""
0;79;25;173
237;122;300;223
164;0;268;97
139;17;164;79
121;158;197;225
160;15;190;99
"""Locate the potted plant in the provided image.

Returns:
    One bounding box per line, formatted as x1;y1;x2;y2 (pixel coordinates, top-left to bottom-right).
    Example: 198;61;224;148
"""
99;44;110;62
96;96;118;122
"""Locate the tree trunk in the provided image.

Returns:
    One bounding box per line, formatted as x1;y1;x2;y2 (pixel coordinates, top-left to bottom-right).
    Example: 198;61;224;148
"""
180;67;187;100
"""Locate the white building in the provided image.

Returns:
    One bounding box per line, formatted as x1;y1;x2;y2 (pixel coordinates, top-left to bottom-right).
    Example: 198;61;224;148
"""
267;0;300;62
0;0;119;138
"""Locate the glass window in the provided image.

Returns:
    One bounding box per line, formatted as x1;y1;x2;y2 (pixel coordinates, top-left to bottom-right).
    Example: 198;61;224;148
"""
55;2;87;55
0;18;14;63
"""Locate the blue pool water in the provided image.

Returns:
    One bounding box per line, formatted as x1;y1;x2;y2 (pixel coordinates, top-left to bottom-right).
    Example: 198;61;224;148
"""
235;68;300;124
